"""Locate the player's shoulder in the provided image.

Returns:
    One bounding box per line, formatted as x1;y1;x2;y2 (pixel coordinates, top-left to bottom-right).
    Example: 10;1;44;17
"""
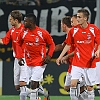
19;24;25;32
37;26;50;34
89;23;99;30
20;23;24;29
72;24;79;29
70;24;79;32
8;26;16;33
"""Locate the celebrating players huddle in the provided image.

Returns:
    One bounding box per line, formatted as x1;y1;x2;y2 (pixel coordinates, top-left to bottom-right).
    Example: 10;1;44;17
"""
56;8;100;100
0;8;100;100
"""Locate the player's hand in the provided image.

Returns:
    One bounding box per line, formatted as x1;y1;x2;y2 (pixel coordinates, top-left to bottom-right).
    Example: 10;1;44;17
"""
61;55;69;64
18;58;25;66
56;58;61;66
95;49;100;58
43;55;51;64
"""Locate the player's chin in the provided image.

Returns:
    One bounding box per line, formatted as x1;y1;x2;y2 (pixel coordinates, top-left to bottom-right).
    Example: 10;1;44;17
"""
24;25;29;28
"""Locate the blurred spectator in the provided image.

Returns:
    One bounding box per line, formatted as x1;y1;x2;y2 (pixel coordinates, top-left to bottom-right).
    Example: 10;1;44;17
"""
46;0;60;4
6;0;17;5
5;0;41;6
0;0;96;6
28;0;41;6
16;0;28;5
0;0;6;4
39;0;61;6
35;0;41;6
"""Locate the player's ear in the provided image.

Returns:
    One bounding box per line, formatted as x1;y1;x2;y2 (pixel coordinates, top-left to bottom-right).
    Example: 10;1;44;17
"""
63;24;66;27
15;19;18;23
84;17;87;21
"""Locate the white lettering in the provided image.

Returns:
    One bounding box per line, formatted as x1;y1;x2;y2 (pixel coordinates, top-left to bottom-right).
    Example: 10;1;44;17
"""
39;9;48;30
77;41;84;43
0;9;6;38
51;6;69;36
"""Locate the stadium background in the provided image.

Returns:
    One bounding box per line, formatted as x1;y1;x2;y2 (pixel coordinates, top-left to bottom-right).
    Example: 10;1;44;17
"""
0;0;99;99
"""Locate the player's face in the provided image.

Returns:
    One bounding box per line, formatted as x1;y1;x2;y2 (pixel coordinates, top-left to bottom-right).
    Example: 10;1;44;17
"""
9;15;16;26
71;17;78;26
61;21;66;32
77;13;87;25
24;17;31;28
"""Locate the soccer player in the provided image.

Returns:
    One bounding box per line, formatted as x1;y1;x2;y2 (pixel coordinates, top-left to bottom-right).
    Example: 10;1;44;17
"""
55;15;87;100
95;44;100;95
0;10;47;100
56;8;100;100
54;16;73;90
0;10;29;100
61;14;88;100
55;15;78;51
16;13;55;100
55;16;72;52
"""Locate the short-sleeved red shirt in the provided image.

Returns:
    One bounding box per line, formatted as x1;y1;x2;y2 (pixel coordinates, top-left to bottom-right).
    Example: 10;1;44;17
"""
66;23;100;68
16;26;55;66
2;23;24;58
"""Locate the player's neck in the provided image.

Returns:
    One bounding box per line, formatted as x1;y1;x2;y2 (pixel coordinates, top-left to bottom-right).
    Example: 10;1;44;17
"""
66;28;71;34
30;25;36;30
80;22;88;29
15;23;21;28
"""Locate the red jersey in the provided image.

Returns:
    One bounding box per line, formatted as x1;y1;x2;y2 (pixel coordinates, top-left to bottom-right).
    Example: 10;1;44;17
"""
64;38;75;73
2;23;24;58
66;23;100;68
16;26;55;66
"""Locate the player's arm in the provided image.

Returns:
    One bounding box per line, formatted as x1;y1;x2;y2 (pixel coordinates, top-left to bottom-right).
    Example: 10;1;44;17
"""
43;31;55;64
16;32;24;61
0;39;3;44
95;29;100;58
47;37;55;58
0;30;11;45
54;37;69;52
16;34;24;66
67;51;74;58
54;43;66;52
61;51;74;64
95;45;100;58
56;44;71;65
56;29;73;65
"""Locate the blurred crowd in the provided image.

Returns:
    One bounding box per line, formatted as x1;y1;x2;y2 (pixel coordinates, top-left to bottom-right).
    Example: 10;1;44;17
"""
0;0;40;6
0;0;96;6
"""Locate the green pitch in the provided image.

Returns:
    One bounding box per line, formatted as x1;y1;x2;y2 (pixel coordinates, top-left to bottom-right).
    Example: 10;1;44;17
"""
0;96;99;100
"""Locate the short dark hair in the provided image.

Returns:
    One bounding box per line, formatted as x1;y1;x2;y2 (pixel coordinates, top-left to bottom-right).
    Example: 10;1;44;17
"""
10;10;22;23
25;13;37;24
77;8;90;21
62;16;72;28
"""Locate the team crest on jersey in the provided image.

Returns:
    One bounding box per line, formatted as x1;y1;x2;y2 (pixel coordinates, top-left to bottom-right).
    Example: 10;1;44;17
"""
34;36;39;45
87;33;91;40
